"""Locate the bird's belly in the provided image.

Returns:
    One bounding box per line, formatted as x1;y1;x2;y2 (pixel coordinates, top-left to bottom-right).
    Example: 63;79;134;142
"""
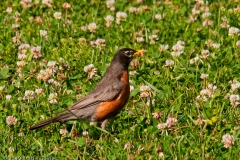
94;73;130;121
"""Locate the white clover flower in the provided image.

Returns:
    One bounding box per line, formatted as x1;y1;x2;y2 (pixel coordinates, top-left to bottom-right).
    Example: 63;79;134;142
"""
136;37;144;43
0;86;5;91
229;79;240;92
212;43;220;49
60;128;68;136
116;12;127;24
149;34;158;40
165;117;178;128
146;98;155;106
53;12;62;20
6;116;17;126
48;93;58;104
201;50;210;59
230;94;239;102
18;54;27;60
106;0;115;8
95;39;106;48
40;30;48;37
236;40;240;47
6;7;12;13
192;8;200;15
164;60;174;67
63;2;71;9
105;15;114;27
171;41;185;57
202;11;211;18
6;95;12;101
200;73;209;79
129;7;137;13
130;85;134;92
228;27;239;36
222;134;234;148
190;56;200;64
42;0;52;5
155;14;162;20
12;24;20;29
35;88;43;95
88;22;97;33
47;61;57;68
159;44;169;52
18;43;30;54
157;123;167;129
23;90;35;100
82;130;89;136
84;64;94;73
31;46;41;54
17;61;27;67
140;85;151;92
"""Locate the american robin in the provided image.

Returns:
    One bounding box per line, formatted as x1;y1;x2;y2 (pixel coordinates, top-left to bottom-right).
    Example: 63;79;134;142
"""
30;48;144;130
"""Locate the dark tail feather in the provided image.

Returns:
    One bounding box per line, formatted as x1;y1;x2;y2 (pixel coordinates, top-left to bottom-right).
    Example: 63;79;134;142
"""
29;113;72;130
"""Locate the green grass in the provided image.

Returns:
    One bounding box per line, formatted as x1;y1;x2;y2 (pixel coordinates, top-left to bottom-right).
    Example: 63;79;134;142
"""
0;0;240;159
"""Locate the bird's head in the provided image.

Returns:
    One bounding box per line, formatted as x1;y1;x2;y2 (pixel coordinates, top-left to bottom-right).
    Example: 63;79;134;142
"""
114;48;144;67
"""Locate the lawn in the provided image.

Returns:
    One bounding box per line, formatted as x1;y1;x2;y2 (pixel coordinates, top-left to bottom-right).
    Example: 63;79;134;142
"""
0;0;239;159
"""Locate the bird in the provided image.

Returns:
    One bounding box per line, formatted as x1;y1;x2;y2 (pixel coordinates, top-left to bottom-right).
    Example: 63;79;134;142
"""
30;48;144;130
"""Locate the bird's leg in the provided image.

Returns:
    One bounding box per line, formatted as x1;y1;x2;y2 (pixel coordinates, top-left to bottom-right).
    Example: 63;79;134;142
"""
101;119;109;130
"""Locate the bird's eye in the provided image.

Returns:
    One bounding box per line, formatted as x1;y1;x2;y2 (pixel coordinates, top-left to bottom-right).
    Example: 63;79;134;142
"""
124;51;132;57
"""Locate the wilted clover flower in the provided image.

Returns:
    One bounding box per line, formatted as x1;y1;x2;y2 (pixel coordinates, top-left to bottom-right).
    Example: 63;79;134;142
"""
152;112;162;120
222;134;234;148
6;116;17;126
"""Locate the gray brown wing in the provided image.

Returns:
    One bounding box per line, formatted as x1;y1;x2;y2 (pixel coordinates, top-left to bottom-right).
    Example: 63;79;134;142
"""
68;81;124;111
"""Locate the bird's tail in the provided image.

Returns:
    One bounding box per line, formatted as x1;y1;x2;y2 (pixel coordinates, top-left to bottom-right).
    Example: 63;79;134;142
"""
29;113;73;130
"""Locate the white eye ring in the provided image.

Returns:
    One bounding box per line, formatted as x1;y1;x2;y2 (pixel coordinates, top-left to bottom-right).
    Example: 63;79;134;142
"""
124;51;132;57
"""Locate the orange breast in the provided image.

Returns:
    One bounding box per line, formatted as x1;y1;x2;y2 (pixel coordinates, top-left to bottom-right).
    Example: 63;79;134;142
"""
95;71;130;121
